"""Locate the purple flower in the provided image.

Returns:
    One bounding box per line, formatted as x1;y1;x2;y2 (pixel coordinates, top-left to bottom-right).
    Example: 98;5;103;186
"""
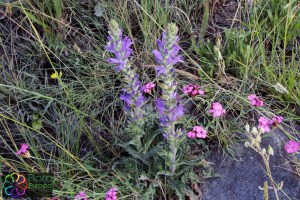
106;20;145;122
154;66;167;76
156;98;165;114
169;104;185;121
120;93;132;105
159;115;169;126
120;36;132;51
153;50;164;64
166;55;182;65
153;23;185;140
136;93;146;107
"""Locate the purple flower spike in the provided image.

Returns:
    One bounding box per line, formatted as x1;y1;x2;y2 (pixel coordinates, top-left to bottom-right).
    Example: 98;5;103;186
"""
106;20;145;122
153;23;185;141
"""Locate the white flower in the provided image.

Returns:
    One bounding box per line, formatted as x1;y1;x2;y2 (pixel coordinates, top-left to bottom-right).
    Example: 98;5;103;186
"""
273;83;289;94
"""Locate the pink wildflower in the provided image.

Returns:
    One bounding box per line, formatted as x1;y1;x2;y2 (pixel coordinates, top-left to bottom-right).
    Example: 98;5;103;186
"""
271;116;283;125
16;143;29;156
143;82;156;94
105;187;117;200
258;116;272;133
187;126;207;139
186;131;196;138
284;140;300;154
248;94;264;107
74;191;88;200
193;126;207;138
209;102;225;118
183;84;204;96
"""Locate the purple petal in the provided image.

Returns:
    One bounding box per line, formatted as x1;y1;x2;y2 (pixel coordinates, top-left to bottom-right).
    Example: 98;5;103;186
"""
170;92;177;100
175;104;184;117
162;32;167;40
157;39;164;51
107;58;120;64
169;104;184;121
170;44;181;57
136;93;145;107
153;50;163;63
166;55;182;65
124;48;132;59
120;94;132;105
121;36;132;51
154;66;166;76
114;64;124;71
156;98;165;114
159;115;169;126
107;35;113;41
106;43;115;52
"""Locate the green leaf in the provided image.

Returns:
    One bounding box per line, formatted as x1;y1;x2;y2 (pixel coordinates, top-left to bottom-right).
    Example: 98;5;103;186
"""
117;143;149;165
32;119;42;131
94;2;104;17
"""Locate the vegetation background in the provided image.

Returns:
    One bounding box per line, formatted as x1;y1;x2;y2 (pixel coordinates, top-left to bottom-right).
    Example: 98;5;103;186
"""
0;0;299;199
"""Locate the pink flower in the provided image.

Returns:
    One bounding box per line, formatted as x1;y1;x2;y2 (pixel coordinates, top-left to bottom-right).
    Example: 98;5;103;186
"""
143;82;156;94
74;191;88;200
209;102;225;118
186;131;196;138
16;143;29;155
183;84;204;96
193;126;207;138
105;188;117;200
258;116;272;133
248;94;264;107
284;140;300;154
187;126;207;139
271;116;283;124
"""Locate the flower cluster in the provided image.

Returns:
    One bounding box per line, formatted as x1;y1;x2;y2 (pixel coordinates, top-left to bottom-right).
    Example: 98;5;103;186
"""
106;20;145;122
105;188;117;200
186;126;207;139
183;84;204;96
153;23;185;138
74;191;88;200
143;82;156;94
248;94;264;107
209;102;225;118
258;116;283;133
284;140;300;154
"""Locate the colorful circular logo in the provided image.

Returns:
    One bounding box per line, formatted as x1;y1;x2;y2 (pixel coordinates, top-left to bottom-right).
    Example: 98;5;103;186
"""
3;172;28;198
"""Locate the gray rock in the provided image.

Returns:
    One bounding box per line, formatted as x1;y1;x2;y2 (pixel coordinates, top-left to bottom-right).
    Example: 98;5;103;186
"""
201;128;300;200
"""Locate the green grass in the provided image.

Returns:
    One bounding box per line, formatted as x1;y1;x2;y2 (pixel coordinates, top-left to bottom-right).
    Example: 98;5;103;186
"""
0;0;299;199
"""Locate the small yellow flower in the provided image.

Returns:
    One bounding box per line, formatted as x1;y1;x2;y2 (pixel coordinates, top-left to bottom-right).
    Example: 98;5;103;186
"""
50;71;62;79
